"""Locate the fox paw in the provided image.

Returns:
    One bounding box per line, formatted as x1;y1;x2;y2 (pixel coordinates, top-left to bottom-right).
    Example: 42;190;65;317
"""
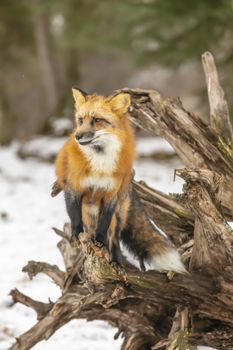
70;236;80;248
110;261;121;270
93;239;105;248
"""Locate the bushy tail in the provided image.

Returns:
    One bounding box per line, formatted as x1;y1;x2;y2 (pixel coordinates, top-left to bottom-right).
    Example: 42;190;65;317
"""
120;186;186;273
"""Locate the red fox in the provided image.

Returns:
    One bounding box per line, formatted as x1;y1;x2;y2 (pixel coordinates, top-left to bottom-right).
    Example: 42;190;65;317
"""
53;88;186;272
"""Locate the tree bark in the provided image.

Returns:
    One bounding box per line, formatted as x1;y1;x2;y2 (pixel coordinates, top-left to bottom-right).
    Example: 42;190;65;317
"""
202;51;233;144
118;86;233;216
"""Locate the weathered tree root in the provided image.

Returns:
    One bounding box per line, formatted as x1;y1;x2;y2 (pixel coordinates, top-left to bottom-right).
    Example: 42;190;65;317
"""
8;52;233;349
8;168;233;350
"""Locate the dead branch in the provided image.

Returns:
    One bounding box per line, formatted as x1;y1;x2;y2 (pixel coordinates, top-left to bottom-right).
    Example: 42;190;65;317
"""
202;51;233;144
176;168;233;275
10;289;53;320
22;261;65;289
134;180;194;247
8;223;233;350
119;55;233;215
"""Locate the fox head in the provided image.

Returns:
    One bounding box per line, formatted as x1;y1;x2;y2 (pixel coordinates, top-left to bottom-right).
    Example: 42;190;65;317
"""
72;88;132;152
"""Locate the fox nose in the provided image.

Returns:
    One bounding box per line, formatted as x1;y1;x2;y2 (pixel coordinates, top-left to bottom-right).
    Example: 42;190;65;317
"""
75;133;84;141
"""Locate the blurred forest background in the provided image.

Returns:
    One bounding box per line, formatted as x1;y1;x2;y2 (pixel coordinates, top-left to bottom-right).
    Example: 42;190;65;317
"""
1;0;233;144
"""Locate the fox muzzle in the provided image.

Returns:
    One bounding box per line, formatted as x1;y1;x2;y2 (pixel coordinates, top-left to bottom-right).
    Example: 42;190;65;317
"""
75;132;95;145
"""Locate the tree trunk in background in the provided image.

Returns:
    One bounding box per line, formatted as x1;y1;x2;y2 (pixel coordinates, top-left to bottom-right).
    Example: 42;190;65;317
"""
33;0;59;116
0;74;15;144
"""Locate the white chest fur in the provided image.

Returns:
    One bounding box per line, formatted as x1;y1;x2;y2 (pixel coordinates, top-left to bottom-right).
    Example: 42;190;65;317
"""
80;175;116;191
81;134;121;173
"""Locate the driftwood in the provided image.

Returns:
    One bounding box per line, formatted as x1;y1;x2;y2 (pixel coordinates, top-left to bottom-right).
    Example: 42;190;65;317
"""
8;51;233;350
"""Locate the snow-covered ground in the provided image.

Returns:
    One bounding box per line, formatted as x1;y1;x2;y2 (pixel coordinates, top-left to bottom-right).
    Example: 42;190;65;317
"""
0;137;212;349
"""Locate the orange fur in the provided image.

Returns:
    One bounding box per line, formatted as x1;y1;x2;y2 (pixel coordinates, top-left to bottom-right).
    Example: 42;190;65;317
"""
54;90;186;272
55;94;135;199
55;91;135;260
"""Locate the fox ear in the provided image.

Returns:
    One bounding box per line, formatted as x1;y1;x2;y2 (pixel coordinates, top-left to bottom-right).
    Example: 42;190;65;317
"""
108;93;131;114
72;88;87;108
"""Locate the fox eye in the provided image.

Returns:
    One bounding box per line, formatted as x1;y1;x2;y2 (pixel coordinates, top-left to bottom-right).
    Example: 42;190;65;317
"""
78;117;83;125
93;117;103;123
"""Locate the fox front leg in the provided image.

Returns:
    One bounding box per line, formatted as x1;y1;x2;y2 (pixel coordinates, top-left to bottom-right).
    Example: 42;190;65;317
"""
95;198;117;246
109;214;122;265
109;194;130;264
64;190;83;238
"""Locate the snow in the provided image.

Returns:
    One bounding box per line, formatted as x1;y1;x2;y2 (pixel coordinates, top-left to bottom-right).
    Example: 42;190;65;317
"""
0;138;215;349
50;118;73;136
136;136;174;155
18;136;67;160
228;221;233;230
